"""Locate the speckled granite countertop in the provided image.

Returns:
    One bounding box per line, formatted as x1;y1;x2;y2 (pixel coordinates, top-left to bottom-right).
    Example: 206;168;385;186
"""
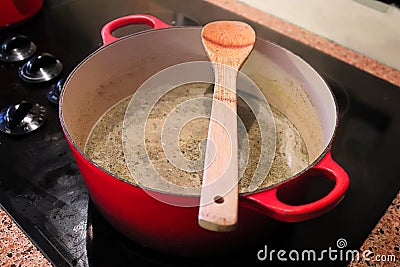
1;0;399;266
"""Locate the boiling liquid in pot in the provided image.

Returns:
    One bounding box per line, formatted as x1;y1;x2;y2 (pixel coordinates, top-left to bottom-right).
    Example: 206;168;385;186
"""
84;82;309;193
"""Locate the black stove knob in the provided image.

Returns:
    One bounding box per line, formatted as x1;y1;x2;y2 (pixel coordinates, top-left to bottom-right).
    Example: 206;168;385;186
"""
19;52;63;83
47;78;65;104
0;101;47;135
0;35;36;63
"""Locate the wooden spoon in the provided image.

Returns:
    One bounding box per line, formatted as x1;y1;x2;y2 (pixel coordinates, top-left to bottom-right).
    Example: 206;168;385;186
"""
198;21;256;232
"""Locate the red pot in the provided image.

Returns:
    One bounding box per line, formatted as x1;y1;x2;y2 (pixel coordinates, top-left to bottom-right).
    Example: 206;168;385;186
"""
59;15;349;254
0;0;42;28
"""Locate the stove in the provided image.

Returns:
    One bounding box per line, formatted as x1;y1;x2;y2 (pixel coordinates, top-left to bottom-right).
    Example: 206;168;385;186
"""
1;0;399;266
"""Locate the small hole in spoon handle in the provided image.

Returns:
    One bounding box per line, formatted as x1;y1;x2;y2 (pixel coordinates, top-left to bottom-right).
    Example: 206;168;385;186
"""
214;196;225;204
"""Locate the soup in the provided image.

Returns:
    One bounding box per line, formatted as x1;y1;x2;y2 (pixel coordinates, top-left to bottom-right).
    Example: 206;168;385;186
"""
85;82;309;193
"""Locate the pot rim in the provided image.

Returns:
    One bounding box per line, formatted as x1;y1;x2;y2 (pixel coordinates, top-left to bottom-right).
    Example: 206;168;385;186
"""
59;26;339;198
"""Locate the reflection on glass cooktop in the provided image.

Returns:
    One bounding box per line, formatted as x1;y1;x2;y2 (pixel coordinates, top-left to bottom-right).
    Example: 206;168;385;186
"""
0;0;399;266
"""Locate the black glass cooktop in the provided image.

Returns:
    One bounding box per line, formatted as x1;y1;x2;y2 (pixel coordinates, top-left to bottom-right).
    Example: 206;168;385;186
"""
0;0;399;266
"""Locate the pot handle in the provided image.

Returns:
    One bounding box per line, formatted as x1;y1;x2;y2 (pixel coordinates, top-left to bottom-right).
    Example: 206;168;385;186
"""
101;14;171;45
244;151;349;222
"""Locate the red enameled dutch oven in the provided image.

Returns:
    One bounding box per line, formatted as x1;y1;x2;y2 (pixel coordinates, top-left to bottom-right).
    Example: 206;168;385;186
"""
0;0;42;28
59;15;349;255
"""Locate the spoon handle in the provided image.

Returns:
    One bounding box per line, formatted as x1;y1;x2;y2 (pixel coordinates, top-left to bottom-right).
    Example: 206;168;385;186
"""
198;64;239;232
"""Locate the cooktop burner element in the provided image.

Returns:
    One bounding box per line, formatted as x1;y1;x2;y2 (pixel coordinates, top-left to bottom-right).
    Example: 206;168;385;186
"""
0;35;36;63
323;75;350;118
0;1;399;267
